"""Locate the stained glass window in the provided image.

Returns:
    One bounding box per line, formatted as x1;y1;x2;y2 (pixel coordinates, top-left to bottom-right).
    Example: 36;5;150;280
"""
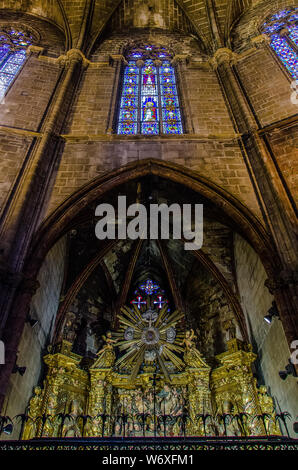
262;8;298;78
117;45;183;135
130;278;169;310
0;28;32;99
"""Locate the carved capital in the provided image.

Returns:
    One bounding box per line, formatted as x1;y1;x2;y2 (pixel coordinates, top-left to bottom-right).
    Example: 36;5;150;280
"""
26;45;44;57
57;49;89;69
135;59;145;68
109;54;127;66
210;48;238;69
251;34;271;49
171;54;189;66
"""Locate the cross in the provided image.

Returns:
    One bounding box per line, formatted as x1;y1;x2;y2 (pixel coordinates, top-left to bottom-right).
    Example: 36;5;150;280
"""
154;296;167;309
131;296;146;309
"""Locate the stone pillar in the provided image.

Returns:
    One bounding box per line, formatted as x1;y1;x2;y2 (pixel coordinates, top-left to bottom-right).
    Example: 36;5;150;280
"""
0;49;89;412
171;54;194;134
212;47;298;353
106;54;127;134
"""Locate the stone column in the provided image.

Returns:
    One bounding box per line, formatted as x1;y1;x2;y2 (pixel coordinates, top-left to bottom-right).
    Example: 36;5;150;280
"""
171;54;194;134
0;49;89;412
212;47;298;353
106;54;127;134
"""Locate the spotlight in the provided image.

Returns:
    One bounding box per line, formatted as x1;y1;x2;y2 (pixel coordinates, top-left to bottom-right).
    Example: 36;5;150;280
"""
3;423;13;435
12;364;26;376
26;314;38;328
279;359;297;381
264;301;279;324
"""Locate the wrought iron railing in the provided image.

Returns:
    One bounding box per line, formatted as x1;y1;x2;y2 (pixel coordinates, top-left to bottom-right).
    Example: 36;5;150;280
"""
0;436;298;451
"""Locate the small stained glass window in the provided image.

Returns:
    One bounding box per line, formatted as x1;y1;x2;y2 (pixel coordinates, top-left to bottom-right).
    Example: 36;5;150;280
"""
130;279;169;310
0;28;32;99
262;8;298;78
117;45;183;135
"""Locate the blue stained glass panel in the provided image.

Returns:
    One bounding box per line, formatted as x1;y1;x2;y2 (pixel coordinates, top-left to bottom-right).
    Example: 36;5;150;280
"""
271;35;298;78
162;108;181;121
289;25;298;46
131;52;142;59
118;122;137;135
139;279;159;295
271;9;292;21
141;84;158;95
141;122;159;135
119;108;138;121
288;13;298;21
163;122;183;134
123;84;138;96
0;74;13;86
1;60;21;74
121;95;138;108
262;9;298;79
0;38;27;98
126;63;139;71
160;64;173;74
263;22;285;34
160;74;175;85
118;46;183;135
10;51;26;64
124;74;138;85
142;63;157;74
142;96;159;122
161;95;179;108
161;84;177;96
0;45;9;61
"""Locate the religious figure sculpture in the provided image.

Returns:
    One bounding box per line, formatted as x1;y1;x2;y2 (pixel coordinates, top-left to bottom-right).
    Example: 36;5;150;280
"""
22;386;42;440
223;319;236;341
62;311;77;343
91;331;117;368
182;329;207;367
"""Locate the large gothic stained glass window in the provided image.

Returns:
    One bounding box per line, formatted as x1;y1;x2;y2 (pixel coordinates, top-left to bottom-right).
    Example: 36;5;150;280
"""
262;8;298;78
117;45;183;135
0;28;32;99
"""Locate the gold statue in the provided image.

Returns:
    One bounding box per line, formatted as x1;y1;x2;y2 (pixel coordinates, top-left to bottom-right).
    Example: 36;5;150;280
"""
183;329;198;350
91;331;117;368
182;329;207;367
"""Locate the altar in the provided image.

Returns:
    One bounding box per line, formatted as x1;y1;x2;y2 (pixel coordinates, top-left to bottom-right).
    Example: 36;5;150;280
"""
22;299;281;439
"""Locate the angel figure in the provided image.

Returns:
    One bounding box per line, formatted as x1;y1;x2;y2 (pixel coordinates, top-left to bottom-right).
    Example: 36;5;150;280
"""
182;329;199;351
182;329;207;367
91;331;117;368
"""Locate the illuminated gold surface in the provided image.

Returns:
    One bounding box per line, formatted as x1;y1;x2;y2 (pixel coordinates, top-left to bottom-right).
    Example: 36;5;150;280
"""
23;311;281;438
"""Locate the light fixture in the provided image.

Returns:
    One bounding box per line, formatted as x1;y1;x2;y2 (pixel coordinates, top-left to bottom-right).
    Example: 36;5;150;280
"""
12;364;26;376
26;314;38;328
279;359;297;380
2;423;13;435
264;301;279;324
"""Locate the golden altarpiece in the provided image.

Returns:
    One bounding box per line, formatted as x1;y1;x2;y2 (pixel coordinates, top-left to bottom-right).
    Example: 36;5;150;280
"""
23;298;281;439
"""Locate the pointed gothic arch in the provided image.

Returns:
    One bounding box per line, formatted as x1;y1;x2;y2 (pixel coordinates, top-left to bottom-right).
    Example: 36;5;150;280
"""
24;158;277;280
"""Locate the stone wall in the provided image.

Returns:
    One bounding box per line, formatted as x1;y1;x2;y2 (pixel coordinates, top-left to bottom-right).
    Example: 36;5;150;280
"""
0;12;63;218
234;233;297;437
236;49;297;127
2;236;66;439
